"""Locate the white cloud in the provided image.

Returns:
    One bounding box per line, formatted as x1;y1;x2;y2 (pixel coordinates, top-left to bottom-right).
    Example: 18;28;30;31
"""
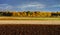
0;2;46;11
0;2;59;11
0;4;13;11
22;4;45;8
17;2;46;11
50;5;60;7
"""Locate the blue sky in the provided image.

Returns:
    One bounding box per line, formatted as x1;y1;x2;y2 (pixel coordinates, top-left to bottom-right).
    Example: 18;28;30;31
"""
0;0;60;12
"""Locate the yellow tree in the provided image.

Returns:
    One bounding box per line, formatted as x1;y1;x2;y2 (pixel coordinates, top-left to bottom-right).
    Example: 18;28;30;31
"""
22;12;27;17
39;12;48;17
47;12;51;17
26;11;31;17
17;12;21;16
35;12;41;17
12;12;17;16
31;12;36;17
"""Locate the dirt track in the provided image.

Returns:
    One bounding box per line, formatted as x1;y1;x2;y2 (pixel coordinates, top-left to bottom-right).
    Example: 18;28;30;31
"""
0;20;60;25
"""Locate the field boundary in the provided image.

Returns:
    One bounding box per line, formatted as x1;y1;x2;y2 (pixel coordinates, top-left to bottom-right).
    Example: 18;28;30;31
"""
0;17;60;20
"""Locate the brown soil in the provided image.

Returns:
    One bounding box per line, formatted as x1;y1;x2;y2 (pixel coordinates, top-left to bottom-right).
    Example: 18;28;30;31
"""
0;25;60;35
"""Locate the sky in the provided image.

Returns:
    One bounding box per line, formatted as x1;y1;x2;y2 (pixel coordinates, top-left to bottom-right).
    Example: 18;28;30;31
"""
0;0;60;12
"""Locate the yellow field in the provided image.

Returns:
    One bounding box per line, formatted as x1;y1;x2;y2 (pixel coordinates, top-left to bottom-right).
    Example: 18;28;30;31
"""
0;17;59;25
0;17;60;20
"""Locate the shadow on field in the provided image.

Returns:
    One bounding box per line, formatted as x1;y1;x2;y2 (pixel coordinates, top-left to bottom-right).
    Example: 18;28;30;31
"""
0;24;60;35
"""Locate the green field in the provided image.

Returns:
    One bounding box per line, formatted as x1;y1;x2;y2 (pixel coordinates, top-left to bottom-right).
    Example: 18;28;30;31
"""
0;17;60;20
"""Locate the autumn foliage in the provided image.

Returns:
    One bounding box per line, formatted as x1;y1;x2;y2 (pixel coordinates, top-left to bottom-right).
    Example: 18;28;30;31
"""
0;11;60;17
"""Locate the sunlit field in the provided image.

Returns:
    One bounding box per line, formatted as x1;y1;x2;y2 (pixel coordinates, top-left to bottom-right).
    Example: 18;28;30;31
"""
0;17;60;20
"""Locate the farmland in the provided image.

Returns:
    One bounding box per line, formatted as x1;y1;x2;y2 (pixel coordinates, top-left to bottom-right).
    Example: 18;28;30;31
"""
0;11;60;20
0;17;60;20
0;24;60;35
0;11;60;35
0;11;60;24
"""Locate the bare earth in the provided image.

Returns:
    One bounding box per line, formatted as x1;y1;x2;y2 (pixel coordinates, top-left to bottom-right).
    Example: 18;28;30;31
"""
0;20;60;25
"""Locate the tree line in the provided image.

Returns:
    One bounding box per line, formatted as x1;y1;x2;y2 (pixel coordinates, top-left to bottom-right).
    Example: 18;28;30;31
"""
0;11;60;17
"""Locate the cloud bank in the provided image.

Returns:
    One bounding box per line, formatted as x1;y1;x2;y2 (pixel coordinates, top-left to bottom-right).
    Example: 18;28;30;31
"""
0;4;13;11
0;2;59;11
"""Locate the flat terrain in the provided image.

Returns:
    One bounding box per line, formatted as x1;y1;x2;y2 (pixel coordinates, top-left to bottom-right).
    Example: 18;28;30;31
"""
0;17;60;20
0;17;60;25
0;20;60;25
0;17;60;35
0;25;60;35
